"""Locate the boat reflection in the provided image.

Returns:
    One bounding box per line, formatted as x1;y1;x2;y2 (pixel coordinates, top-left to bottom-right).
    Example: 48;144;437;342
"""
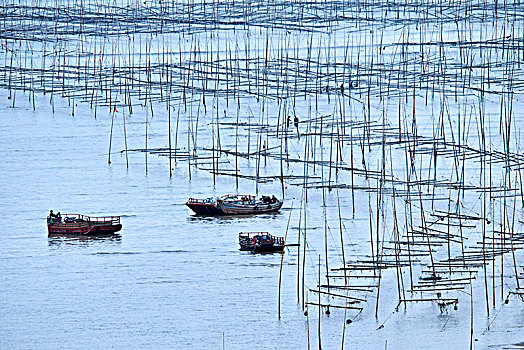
48;234;122;247
186;211;282;222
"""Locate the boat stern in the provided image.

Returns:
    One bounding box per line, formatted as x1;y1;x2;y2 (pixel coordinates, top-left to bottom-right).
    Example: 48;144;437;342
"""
186;198;225;215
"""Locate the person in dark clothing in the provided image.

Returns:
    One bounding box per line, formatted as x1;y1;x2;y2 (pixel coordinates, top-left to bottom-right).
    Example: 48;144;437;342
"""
48;210;56;224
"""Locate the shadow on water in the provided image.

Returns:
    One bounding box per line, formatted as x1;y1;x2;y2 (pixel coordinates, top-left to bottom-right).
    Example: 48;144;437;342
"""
48;234;122;248
241;251;284;255
186;212;282;223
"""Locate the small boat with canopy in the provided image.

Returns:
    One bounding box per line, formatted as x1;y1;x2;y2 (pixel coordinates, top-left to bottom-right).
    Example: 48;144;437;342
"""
238;232;285;253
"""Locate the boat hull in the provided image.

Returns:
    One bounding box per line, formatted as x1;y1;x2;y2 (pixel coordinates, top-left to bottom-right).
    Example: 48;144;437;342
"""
47;214;122;236
186;201;283;216
185;202;227;215
253;244;285;253
219;201;283;215
89;224;122;235
47;223;92;236
47;224;122;236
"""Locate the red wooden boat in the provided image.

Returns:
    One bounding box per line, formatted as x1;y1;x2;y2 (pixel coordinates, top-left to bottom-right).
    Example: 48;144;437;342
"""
47;213;122;236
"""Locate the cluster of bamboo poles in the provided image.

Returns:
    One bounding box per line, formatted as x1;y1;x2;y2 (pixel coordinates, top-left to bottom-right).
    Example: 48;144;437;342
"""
2;0;524;347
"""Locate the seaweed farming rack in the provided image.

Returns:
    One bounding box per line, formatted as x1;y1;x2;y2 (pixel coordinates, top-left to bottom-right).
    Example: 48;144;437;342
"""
1;0;524;347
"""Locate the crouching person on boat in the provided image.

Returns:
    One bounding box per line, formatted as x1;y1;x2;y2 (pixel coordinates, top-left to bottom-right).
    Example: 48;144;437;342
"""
48;210;62;224
48;210;57;224
47;210;55;224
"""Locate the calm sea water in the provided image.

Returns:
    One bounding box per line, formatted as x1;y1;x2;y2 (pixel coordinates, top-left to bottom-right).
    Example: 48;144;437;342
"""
1;90;523;349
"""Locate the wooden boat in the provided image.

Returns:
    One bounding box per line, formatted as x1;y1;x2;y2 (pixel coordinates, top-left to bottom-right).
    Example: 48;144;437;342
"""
239;232;285;253
186;194;283;215
47;213;122;236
